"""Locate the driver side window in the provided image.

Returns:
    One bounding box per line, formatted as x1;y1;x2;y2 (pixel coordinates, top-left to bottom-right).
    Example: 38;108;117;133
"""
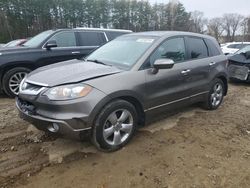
48;32;76;47
148;37;186;68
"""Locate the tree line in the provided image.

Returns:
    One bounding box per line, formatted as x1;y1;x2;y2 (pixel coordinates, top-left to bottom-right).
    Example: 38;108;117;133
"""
0;0;249;43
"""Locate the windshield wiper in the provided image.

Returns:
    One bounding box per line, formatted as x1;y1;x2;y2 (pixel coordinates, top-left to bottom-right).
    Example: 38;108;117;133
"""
86;59;112;66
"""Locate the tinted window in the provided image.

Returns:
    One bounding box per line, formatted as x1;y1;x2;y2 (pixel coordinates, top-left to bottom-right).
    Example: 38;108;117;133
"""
49;32;76;47
106;31;129;40
186;37;208;59
149;37;186;66
227;44;240;49
78;32;106;46
204;38;221;56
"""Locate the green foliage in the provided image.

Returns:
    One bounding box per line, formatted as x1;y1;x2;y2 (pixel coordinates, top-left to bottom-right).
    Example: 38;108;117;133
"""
0;0;192;42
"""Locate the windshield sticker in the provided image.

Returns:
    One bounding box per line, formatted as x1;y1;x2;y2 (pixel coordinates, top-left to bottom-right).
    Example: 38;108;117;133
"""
136;38;154;43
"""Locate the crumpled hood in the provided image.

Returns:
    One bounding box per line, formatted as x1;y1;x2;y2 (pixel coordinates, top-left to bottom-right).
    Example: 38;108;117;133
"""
26;59;123;87
229;54;250;64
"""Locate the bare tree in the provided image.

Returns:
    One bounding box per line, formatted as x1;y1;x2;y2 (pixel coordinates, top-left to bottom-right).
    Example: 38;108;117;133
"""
248;18;250;41
241;18;249;41
222;13;244;42
207;17;224;41
190;10;207;33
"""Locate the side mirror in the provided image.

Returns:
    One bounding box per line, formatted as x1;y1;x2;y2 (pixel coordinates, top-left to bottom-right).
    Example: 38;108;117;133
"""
152;58;174;73
45;40;57;50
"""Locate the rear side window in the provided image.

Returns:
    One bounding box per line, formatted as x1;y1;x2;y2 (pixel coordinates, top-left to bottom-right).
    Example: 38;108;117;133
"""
204;38;221;56
78;32;106;46
106;31;129;40
186;37;208;59
49;32;76;47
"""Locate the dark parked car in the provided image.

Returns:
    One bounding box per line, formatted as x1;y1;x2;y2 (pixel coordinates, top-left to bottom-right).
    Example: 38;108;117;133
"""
16;31;228;151
0;28;132;97
228;45;250;82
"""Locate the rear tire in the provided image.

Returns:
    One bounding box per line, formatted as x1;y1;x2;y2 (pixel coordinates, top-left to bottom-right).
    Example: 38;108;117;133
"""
92;100;138;152
2;67;31;97
202;78;225;110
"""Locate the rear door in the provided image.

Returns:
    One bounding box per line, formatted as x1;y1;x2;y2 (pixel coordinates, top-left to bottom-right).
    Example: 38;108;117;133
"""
76;31;107;58
184;36;211;96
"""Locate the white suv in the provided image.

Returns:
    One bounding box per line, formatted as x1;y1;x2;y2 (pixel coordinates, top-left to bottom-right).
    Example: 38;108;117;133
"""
221;42;250;55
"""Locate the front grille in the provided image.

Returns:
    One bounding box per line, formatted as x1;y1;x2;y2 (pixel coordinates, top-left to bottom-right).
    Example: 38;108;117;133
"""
17;98;36;115
20;81;45;95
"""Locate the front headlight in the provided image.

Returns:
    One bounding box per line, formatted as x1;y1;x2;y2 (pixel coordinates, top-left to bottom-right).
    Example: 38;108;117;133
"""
44;83;92;100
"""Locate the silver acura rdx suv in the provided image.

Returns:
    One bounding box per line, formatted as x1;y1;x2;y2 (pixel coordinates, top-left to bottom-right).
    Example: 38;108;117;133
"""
16;31;228;151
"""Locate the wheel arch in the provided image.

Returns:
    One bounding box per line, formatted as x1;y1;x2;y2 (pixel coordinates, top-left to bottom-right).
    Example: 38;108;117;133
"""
216;74;228;96
0;62;36;85
90;91;145;127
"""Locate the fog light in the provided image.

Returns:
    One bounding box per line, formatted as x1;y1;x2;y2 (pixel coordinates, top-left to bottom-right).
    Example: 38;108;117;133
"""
47;123;59;133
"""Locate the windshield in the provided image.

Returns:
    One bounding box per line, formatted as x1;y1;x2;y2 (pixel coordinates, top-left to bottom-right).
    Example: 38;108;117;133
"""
23;30;54;47
235;45;250;54
86;36;157;69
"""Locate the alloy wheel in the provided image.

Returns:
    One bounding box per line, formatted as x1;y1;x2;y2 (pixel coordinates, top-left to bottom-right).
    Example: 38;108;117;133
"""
9;72;27;95
210;83;223;107
103;109;134;146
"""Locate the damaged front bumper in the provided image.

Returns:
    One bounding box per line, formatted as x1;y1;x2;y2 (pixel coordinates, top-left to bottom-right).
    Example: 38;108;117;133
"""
16;98;92;139
228;64;250;81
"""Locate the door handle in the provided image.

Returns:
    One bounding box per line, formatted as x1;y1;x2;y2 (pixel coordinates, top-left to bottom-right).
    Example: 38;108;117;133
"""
209;62;216;66
181;69;191;74
71;51;80;54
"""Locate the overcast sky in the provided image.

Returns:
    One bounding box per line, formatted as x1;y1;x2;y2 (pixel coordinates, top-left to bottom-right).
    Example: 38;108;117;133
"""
149;0;250;18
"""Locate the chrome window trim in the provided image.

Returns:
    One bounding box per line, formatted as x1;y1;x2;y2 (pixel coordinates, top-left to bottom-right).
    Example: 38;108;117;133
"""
75;27;132;33
42;45;99;50
42;30;106;49
103;32;109;42
144;91;209;112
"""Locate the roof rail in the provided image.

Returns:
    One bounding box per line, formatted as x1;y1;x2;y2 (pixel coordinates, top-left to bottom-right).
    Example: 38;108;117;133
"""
75;27;132;32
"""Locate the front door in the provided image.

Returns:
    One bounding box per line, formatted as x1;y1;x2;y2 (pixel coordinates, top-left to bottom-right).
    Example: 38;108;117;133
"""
38;31;80;67
143;37;192;111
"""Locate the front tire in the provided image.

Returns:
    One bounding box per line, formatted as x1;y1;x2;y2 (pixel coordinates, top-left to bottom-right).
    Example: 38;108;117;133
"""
202;78;225;110
92;100;138;152
2;67;31;97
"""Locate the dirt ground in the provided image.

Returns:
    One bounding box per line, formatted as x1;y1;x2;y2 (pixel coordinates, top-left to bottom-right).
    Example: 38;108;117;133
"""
0;83;250;188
